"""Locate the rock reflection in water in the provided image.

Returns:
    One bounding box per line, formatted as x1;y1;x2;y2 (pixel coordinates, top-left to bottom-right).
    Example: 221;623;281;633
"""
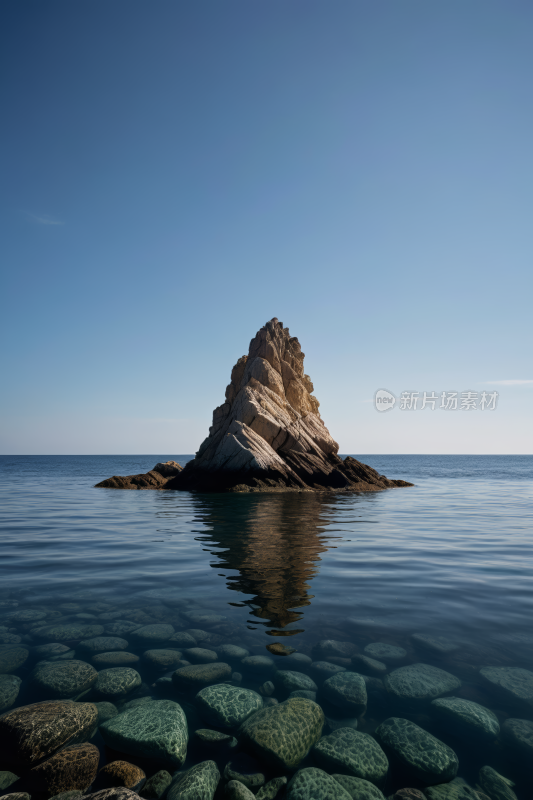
192;492;339;635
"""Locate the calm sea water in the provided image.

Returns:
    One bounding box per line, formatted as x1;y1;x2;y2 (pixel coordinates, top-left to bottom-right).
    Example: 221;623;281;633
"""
1;454;532;796
1;454;532;651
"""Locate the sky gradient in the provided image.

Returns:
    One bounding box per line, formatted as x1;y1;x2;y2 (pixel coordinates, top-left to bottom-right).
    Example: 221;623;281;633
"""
1;0;532;455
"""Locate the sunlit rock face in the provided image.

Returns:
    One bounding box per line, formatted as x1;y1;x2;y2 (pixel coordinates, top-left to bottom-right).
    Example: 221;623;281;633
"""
167;318;412;493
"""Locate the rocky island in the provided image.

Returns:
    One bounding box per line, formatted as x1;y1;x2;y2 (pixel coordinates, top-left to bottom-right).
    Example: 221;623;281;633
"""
96;318;412;493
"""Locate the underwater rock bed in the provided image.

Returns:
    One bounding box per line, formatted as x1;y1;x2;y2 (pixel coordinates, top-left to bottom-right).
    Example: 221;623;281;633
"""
0;590;531;800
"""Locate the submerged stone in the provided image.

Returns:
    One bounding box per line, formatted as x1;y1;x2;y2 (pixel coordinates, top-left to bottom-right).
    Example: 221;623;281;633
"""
364;643;406;662
24;742;99;795
103;621;142;637
92;652;140;668
184;647;218;664
309;661;346;682
94;761;146;792
142;649;182;670
274;670;317;693
224;753;265;791
217;644;249;661
430;697;499;740
196;684;262;728
0;772;19;791
94;701;118;725
30;660;98;698
312;728;388;785
167;631;197;648
480;666;533;709
99;699;188;766
375;717;458;784
194;729;238;749
33;643;71;659
0;645;29;674
173;662;232;691
425;777;483;800
239;697;324;769
78;637;128;654
0;700;98;768
0;674;22;711
286;767;352;800
332;774;386;799
313;640;358;659
224;781;255;800
351;655;387;675
240;655;276;675
129;624;174;645
139;770;172;799
167;760;220;800
322;671;367;714
384;663;461;703
255;776;288;800
32;624;104;643
94;668;142;698
478;766;517;800
501;717;533;757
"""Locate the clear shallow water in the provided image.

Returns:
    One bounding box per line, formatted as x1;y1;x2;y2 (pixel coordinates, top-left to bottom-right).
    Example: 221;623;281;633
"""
0;454;532;797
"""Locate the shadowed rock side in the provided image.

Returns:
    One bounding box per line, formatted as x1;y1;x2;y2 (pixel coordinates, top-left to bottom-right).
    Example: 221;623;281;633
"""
95;461;182;490
166;318;412;492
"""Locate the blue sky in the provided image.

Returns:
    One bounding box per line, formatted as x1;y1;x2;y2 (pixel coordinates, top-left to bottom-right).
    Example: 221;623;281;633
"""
1;0;532;455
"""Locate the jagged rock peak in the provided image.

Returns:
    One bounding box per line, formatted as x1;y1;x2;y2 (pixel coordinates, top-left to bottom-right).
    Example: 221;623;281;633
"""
165;318;412;493
95;319;413;492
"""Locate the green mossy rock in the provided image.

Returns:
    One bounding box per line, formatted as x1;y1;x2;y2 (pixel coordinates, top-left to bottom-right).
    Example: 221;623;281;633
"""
332;774;386;799
375;717;458;785
93;667;142;698
167;760;220;800
322;671;367;714
99;699;188;766
384;664;461;703
274;670;317;693
30;659;98;698
430;697;499;740
478;766;517;800
142;649;182;670
224;780;255;800
255;776;288;800
139;769;172;799
312;728;388;785
0;674;22;711
239;697;324;770
0;646;29;674
480;667;533;710
78;637;128;654
425;777;483;800
501;717;533;757
286;767;352;800
196;684;262;728
0;772;19;791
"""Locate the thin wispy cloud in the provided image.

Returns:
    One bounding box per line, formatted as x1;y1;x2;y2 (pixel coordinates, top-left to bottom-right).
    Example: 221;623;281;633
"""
26;212;65;226
482;380;533;386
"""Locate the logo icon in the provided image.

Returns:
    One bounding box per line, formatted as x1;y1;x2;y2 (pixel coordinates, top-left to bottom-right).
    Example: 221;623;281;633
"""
374;389;396;412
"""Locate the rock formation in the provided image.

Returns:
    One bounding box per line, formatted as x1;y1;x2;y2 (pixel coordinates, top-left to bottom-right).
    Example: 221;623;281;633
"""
166;319;411;492
95;461;182;490
95;319;412;493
